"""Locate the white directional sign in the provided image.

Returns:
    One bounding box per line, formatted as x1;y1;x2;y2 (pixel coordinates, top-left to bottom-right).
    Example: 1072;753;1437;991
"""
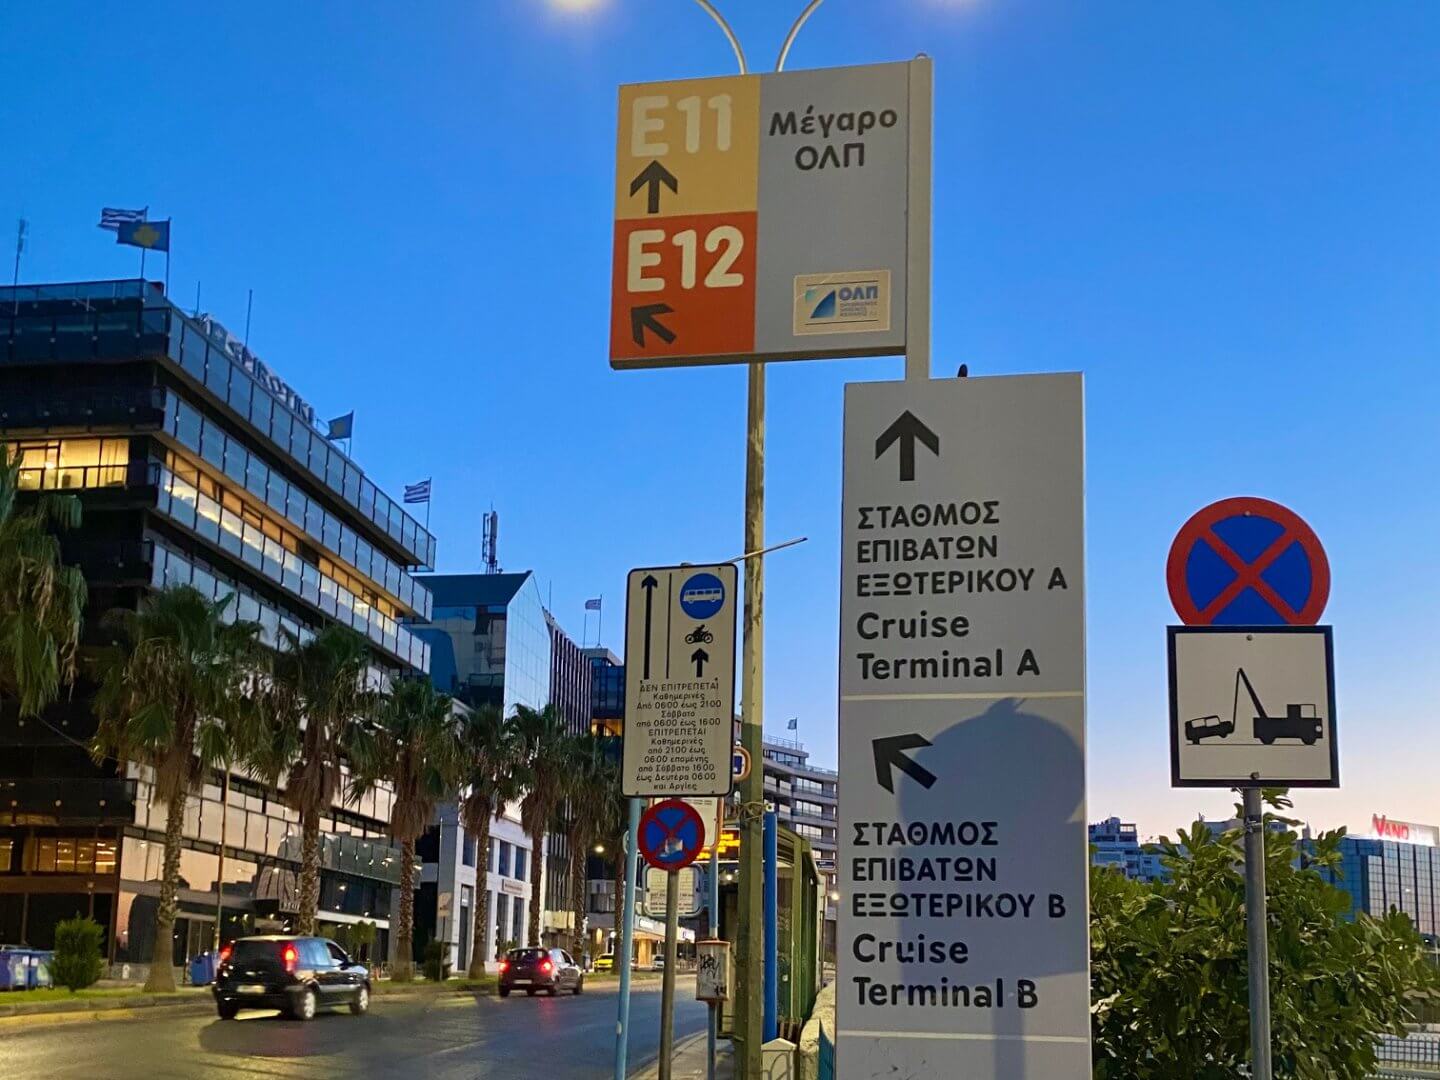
837;374;1090;1079
646;866;702;918
1170;626;1337;787
623;563;739;798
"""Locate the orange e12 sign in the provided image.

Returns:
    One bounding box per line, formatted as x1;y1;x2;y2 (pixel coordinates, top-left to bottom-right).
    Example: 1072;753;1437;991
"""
611;74;761;368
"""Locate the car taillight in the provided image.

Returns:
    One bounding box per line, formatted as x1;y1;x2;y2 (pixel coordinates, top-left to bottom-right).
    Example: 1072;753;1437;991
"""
499;960;509;973
218;944;233;966
282;944;298;972
540;960;553;974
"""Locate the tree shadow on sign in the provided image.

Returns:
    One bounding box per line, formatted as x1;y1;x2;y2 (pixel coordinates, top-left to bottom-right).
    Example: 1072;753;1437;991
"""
894;696;1089;1079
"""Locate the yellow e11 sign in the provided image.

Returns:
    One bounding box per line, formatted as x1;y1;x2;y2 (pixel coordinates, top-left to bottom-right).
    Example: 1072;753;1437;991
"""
610;60;927;369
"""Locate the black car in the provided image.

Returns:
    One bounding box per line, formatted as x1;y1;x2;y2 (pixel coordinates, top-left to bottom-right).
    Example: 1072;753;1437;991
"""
213;935;371;1020
498;947;583;997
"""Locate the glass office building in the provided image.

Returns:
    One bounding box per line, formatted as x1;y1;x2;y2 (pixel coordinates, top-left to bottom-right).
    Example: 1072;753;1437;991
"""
1322;834;1440;950
0;279;436;967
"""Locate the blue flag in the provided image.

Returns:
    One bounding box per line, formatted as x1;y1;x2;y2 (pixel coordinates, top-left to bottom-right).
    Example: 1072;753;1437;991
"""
116;219;169;252
327;412;355;440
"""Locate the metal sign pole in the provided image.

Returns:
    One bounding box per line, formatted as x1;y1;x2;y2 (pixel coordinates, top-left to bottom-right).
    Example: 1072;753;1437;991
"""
708;845;719;1080
1243;785;1274;1080
613;798;643;1080
904;55;933;382
660;867;681;1080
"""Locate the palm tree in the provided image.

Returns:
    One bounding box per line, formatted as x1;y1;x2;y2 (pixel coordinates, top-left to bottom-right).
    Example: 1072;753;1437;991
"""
352;677;461;981
513;703;571;947
456;703;524;978
562;733;623;960
254;625;376;936
91;586;264;993
0;447;87;716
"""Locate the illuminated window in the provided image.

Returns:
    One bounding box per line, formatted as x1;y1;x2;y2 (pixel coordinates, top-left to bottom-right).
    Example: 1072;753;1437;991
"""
5;438;128;490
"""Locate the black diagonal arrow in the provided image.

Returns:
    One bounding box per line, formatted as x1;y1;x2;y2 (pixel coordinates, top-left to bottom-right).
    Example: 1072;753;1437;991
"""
629;160;679;215
631;303;676;347
640;574;659;679
691;648;709;678
873;733;937;794
874;411;940;482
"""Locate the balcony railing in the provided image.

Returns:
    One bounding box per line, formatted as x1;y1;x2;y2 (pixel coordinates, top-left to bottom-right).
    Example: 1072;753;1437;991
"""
0;387;167;431
13;460;158;494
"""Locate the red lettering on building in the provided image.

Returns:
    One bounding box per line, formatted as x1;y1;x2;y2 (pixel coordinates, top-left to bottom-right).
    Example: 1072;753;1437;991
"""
1373;814;1411;841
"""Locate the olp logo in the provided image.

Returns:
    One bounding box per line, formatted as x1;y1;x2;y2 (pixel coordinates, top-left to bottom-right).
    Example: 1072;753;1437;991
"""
794;270;891;336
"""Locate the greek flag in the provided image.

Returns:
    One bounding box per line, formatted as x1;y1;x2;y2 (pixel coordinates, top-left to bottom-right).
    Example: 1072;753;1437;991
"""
99;207;147;232
403;479;431;505
584;598;602;611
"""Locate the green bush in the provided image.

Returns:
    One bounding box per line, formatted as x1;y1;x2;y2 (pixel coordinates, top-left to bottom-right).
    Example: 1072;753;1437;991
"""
51;916;104;992
1091;791;1440;1079
422;939;451;982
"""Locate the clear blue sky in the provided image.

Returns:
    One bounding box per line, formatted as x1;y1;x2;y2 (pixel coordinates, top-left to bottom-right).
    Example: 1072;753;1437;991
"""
4;1;1437;837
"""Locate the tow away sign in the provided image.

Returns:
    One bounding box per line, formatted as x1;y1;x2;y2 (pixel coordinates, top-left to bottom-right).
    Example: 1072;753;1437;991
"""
837;374;1090;1080
623;563;738;798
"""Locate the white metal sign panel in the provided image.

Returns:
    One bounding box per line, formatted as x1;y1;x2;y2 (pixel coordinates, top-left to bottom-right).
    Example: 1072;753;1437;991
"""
1169;626;1337;787
623;562;738;798
837;374;1090;1080
646;866;701;918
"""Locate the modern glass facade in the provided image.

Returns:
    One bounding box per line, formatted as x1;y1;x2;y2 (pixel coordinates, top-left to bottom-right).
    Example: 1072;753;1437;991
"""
1323;836;1440;942
0;278;431;966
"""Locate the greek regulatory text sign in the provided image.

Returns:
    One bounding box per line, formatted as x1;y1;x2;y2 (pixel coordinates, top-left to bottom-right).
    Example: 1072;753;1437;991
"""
837;374;1090;1079
611;60;922;368
1169;626;1338;788
623;563;738;798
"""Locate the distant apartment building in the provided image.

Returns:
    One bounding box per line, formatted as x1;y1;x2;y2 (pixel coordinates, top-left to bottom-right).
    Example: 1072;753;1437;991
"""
1089;817;1168;882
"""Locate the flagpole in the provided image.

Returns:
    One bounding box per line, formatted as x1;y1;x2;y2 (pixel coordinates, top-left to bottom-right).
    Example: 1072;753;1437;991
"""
424;480;432;531
597;596;603;648
139;246;146;283
11;218;23;316
164;220;171;297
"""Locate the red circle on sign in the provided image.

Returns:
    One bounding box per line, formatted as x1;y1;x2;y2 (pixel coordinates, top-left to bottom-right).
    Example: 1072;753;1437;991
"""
1166;496;1330;626
638;799;707;871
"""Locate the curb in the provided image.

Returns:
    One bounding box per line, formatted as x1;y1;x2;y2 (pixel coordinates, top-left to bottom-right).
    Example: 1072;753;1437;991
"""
629;1029;711;1079
0;995;214;1030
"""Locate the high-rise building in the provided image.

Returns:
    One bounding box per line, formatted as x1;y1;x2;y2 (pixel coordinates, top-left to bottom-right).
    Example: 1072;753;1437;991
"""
407;573;590;960
0;278;436;970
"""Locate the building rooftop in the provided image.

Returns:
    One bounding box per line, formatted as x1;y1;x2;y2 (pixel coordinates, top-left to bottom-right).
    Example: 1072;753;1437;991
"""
421;572;533;610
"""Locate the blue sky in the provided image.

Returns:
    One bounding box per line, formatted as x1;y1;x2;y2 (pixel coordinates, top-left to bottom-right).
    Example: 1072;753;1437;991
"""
4;1;1437;837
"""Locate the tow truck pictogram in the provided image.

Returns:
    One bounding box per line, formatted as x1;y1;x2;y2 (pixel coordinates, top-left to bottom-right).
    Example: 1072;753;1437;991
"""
1184;667;1324;746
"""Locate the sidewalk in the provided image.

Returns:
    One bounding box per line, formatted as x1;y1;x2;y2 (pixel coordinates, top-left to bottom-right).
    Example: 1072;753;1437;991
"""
631;1030;735;1079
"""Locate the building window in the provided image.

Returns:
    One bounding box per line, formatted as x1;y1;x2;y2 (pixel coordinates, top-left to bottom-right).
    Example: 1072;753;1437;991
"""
513;897;525;945
25;837;117;874
513;847;527;882
498;842;511;878
6;438;129;491
462;834;476;867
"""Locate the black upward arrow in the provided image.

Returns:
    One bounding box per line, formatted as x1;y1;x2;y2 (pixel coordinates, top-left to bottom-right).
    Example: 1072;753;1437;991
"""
873;734;937;794
630;160;679;214
691;648;709;678
631;303;676;347
640;574;659;680
875;411;940;482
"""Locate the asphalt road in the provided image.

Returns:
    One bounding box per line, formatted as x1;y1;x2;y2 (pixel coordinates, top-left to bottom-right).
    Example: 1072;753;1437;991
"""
4;977;708;1079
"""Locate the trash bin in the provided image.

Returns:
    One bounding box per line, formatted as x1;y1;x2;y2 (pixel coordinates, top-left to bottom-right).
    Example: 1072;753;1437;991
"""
0;949;26;990
29;951;52;989
188;951;217;987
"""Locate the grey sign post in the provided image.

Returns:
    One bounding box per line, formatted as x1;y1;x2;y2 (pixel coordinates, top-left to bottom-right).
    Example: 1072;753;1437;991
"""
836;373;1090;1079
